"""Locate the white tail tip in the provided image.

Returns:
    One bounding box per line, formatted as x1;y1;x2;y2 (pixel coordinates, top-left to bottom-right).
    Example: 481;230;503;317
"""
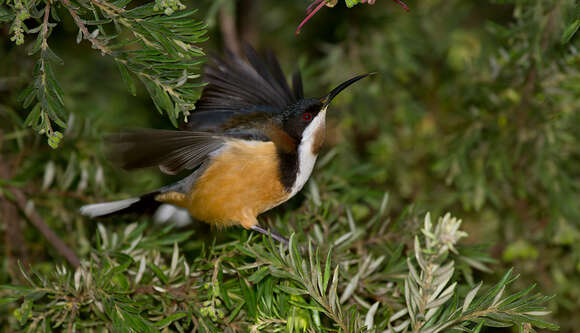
80;198;140;218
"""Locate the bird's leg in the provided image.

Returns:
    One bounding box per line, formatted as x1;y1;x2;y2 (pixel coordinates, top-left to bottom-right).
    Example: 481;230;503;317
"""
250;225;289;245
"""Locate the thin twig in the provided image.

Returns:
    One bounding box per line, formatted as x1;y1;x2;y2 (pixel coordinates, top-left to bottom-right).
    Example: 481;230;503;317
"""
219;4;241;55
59;0;112;55
0;136;29;282
9;188;81;267
0;132;79;268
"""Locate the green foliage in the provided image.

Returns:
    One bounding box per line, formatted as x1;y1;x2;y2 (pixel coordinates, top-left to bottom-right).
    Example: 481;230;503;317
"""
290;0;579;327
2;0;207;147
1;0;579;331
400;214;556;332
0;212;557;332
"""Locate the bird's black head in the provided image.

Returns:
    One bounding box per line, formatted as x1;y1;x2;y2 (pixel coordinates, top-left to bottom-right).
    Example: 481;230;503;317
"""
280;73;374;141
281;98;324;140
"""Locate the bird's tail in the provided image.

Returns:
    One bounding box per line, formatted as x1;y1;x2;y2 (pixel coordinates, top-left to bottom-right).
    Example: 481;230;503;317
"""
80;192;161;218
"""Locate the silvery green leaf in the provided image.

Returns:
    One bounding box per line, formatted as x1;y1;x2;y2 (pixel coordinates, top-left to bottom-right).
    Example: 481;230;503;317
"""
426;289;454;309
360;255;372;276
393;319;410;332
367;255;385;276
426;282;457;309
408;278;422;313
124;234;142;254
407;259;421;285
25;200;34;216
523;311;552;316
389;308;408;322
428;277;451;303
438;281;457;299
123;223;138;238
313;224;324;244
462;281;482;314
84;266;92;288
77;166;88;192
111;233;118;248
62;153;77;189
323;248;333;292
459;255;492;273
365;301;379;329
430;264;454;302
170;242;179;276
97;223;108;249
340;272;360;304
42;160;55;190
434;260;454;278
288;234;297;269
76;28;83;44
404;279;415;322
425;307;438;322
491;285;505;307
347;208;356;232
175;70;188;88
153;286;166;293
135;257;146;284
353;294;371;308
309;180;321;206
378;192;389;216
94;164;104;187
329;266;340;312
74;268;82;291
414;236;426;271
424;212;433;233
334;231;352;246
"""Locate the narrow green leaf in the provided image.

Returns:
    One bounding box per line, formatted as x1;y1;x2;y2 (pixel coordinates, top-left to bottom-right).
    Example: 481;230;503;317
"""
247;266;270;284
276;285;308;296
153;312;187;328
462;281;482;314
562;19;580;44
239;277;257;319
288;299;325;312
117;61;137;96
472;320;485;333
148;263;169;284
0;297;18;305
225;301;245;324
323;248;332;292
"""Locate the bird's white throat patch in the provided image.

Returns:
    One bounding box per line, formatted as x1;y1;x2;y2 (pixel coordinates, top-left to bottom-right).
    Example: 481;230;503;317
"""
289;109;327;197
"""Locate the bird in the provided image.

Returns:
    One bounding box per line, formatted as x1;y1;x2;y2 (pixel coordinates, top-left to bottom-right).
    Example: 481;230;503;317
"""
80;45;372;243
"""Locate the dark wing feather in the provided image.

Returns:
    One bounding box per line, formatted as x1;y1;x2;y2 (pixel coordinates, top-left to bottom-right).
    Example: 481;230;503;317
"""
292;71;304;100
182;45;304;133
109;130;225;175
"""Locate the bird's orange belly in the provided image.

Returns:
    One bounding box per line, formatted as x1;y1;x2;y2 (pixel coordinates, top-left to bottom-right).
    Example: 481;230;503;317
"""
184;140;289;228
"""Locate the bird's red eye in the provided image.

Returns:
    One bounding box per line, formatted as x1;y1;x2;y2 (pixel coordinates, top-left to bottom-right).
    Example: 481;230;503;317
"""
303;113;313;121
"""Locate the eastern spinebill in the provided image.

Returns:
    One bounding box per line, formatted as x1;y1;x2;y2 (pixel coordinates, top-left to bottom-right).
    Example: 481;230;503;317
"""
80;45;373;243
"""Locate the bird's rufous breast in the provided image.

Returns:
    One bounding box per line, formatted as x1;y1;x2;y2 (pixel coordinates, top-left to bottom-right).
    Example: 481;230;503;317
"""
182;139;290;229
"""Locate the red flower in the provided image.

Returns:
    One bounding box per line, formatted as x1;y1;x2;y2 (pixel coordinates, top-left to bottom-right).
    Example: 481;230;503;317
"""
296;0;410;35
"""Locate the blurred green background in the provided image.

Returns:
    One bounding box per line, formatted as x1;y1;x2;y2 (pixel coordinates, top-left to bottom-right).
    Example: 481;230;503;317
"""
1;0;579;331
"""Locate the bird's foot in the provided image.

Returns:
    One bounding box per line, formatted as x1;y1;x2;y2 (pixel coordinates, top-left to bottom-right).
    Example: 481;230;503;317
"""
250;225;289;245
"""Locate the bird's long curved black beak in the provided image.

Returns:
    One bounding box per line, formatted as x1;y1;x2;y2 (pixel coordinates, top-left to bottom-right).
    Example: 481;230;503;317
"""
320;72;375;107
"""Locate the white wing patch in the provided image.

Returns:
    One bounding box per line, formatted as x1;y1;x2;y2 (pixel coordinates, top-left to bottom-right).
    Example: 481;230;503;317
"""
289;109;327;198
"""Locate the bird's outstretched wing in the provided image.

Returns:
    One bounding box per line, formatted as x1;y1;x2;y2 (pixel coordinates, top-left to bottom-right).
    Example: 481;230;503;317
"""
182;44;304;136
111;46;301;175
109;130;225;175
